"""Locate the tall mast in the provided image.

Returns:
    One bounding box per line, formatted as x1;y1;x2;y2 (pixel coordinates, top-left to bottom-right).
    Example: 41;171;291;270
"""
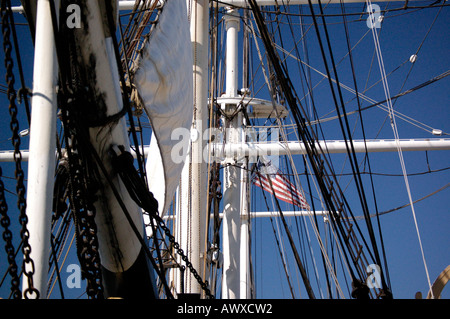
240;6;252;299
24;0;59;298
176;0;209;295
221;7;242;299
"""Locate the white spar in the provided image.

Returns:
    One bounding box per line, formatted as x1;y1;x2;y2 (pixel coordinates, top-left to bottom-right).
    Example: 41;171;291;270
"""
2;139;450;162
211;139;450;159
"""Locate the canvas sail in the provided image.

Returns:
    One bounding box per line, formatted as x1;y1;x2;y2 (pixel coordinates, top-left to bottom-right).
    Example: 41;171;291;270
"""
133;0;193;218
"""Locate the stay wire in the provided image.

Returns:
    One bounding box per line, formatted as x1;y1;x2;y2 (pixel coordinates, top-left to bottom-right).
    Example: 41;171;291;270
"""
311;0;392;297
367;0;435;296
303;155;334;298
282;4;319;137
249;0;360;286
255;171;299;299
391;4;444;110
315;0;379;271
339;0;392;293
306;0;377;278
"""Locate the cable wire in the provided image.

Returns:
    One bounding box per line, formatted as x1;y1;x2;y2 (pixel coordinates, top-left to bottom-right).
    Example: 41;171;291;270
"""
366;0;434;298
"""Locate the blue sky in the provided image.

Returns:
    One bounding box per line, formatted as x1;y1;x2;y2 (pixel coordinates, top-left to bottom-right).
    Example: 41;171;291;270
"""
0;1;449;299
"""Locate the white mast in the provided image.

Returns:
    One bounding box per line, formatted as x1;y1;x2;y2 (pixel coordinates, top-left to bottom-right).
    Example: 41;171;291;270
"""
175;0;209;295
240;154;251;299
24;0;59;298
221;7;242;299
240;6;251;298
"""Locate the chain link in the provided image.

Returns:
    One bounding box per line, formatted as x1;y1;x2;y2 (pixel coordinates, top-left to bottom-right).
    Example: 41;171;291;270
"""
61;111;104;299
154;216;214;299
0;167;21;299
112;148;215;299
1;0;39;299
54;1;105;296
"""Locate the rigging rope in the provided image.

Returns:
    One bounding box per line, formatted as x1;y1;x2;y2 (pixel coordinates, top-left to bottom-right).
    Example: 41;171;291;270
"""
311;2;387;294
249;0;398;298
340;0;392;292
256;170;312;298
354;182;450;220
307;0;380;297
109;145;215;299
366;0;434;298
260;16;330;294
259;176;297;298
275;41;450;135
390;4;444;110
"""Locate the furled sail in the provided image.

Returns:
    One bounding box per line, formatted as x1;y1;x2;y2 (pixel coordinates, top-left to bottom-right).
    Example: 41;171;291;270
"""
58;0;158;298
133;0;193;218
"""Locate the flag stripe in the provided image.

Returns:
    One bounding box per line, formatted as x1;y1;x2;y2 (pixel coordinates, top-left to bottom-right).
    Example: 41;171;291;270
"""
254;172;309;209
256;174;306;203
255;179;299;205
256;177;304;205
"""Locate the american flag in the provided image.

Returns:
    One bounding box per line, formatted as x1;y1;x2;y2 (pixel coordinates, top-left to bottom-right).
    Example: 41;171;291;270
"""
253;159;309;210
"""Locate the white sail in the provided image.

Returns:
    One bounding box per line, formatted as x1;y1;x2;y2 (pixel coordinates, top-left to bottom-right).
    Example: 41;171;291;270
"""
133;0;193;217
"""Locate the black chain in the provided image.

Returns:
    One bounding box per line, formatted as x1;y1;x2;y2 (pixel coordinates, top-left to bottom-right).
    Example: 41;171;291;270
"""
1;0;39;299
156;217;215;299
69;159;103;299
54;0;105;296
61;110;104;299
111;149;214;299
0;167;21;299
